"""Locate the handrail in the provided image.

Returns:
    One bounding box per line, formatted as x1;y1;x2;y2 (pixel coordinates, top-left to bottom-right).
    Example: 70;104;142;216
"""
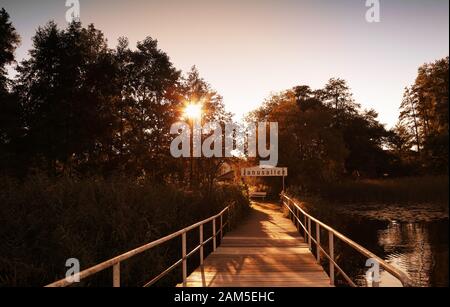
46;206;231;287
281;193;414;287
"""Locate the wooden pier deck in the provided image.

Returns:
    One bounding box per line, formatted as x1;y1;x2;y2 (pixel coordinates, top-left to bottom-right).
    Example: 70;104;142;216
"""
46;196;411;287
182;202;332;287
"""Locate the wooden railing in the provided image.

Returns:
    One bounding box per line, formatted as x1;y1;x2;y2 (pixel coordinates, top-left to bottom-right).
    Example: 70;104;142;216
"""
46;206;231;287
281;193;414;287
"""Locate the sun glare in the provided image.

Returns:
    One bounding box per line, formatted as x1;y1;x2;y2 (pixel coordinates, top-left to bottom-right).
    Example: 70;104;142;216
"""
183;103;202;120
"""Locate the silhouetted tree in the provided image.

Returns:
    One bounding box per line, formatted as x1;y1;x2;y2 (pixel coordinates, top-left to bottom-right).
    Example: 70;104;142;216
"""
15;22;121;175
0;8;21;175
399;87;422;152
179;66;233;190
250;78;394;186
118;37;181;179
0;8;19;92
321;78;360;117
398;57;449;173
250;86;348;187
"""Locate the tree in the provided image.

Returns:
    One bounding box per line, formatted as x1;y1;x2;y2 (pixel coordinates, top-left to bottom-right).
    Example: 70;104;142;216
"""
250;77;395;187
250;87;348;187
15;21;120;174
0;8;19;92
118;36;181;179
388;123;414;155
9;17;236;182
397;57;449;173
341;109;391;177
321;78;360;116
179;66;233;191
0;8;21;175
399;87;422;152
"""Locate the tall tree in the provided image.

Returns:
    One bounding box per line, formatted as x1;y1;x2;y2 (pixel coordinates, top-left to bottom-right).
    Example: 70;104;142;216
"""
0;8;19;92
16;21;120;174
251;78;393;185
118;36;181;178
321;78;360;116
180;67;233;190
388;123;414;155
399;87;421;152
397;57;449;173
0;8;21;175
250;87;348;185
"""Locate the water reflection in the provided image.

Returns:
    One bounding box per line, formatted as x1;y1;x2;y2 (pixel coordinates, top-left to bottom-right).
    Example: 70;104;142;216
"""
308;203;449;287
376;221;448;287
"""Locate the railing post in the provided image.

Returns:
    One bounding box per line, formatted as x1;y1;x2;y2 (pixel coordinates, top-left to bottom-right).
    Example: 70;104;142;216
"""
329;232;335;286
213;218;216;251
113;263;120;287
304;215;307;243
182;232;187;287
220;214;223;241
316;223;321;262
199;224;204;266
291;202;294;222
287;202;291;221
228;208;231;232
308;217;312;250
292;204;295;223
288;202;291;221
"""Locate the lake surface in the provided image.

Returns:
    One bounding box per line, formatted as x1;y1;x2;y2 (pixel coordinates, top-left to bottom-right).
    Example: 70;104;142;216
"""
305;202;449;287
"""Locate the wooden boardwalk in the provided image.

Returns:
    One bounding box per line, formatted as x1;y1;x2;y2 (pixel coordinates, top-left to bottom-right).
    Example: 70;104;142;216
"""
182;202;332;287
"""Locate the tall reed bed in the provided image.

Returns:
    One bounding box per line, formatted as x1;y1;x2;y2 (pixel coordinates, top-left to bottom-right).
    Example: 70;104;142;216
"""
0;175;250;286
290;176;449;205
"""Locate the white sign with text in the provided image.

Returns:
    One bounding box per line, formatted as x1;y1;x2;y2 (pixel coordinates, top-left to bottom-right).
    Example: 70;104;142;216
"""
241;167;288;177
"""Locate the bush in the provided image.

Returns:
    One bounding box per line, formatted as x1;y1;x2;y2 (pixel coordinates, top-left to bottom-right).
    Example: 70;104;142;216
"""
0;175;250;287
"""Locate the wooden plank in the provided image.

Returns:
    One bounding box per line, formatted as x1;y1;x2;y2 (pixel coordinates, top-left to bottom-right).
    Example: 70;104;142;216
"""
212;247;315;255
190;284;331;287
181;202;332;288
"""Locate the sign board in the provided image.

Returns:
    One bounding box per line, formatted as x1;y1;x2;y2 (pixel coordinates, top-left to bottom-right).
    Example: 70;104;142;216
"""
241;167;288;177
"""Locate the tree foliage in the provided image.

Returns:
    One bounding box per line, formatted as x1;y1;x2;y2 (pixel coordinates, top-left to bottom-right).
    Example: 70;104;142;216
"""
398;57;449;173
0;8;21;174
0;14;232;184
249;79;394;190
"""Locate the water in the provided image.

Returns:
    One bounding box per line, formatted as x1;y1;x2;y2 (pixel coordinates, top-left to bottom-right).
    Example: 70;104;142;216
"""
305;203;449;287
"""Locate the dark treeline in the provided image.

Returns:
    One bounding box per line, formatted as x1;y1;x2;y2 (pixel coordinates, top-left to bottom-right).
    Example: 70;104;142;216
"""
1;7;448;184
249;64;448;192
0;8;250;287
0;9;232;185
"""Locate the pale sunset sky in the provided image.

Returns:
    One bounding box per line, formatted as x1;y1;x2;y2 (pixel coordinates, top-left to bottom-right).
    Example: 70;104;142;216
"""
2;0;449;127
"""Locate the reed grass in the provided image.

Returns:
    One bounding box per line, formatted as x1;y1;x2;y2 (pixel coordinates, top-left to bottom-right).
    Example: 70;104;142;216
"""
0;175;250;287
290;176;449;205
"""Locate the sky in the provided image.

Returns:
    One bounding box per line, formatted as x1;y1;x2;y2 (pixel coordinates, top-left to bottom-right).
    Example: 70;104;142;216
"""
2;0;449;127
